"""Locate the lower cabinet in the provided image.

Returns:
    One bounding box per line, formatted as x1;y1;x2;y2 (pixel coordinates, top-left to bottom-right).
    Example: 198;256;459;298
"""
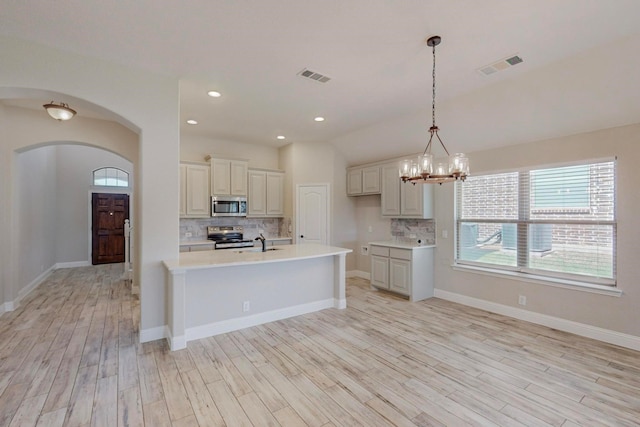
369;244;434;301
180;243;215;252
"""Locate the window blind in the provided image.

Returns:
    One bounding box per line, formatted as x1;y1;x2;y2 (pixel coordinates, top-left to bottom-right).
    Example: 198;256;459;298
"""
455;160;616;285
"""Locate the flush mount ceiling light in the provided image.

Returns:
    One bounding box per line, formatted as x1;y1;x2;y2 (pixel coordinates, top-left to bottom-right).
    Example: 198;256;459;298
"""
43;101;76;121
314;116;325;122
207;90;221;97
399;36;469;185
186;119;198;125
276;135;286;140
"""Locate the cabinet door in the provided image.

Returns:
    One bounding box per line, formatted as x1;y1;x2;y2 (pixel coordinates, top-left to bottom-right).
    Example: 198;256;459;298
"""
230;161;248;196
179;164;187;217
381;163;401;216
266;172;284;216
400;183;433;218
211;159;231;195
371;255;389;289
401;181;423;217
247;170;266;216
362;166;381;194
186;165;210;217
347;169;363;195
389;258;411;295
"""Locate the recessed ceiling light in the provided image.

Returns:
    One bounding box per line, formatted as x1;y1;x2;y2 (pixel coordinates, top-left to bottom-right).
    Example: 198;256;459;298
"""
186;119;198;125
276;135;286;140
207;91;222;98
314;116;325;122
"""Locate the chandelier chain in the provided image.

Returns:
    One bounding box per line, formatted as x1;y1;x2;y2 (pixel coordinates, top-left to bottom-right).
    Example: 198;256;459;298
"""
432;42;436;128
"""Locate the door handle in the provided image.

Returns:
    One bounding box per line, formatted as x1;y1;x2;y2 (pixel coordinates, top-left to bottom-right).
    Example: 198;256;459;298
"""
300;235;304;238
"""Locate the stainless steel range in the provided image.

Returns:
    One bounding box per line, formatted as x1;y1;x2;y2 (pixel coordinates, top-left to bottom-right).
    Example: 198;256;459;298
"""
207;226;255;250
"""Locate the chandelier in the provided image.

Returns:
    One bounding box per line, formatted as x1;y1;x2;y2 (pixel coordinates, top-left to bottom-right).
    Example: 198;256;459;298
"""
43;101;77;121
399;36;469;184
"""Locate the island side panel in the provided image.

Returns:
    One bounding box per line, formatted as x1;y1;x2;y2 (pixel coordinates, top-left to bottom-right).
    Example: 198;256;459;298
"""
168;268;187;350
184;256;335;343
334;253;347;308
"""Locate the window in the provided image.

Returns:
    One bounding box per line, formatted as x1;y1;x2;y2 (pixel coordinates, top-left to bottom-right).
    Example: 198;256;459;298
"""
455;160;616;285
93;167;129;187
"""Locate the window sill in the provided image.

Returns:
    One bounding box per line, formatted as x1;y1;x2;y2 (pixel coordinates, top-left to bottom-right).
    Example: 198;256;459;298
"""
451;263;622;297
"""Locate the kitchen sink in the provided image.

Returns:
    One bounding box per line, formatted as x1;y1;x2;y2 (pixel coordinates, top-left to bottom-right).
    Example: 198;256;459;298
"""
235;247;281;253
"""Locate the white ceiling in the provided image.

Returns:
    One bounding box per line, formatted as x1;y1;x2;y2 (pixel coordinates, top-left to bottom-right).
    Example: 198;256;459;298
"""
2;0;640;164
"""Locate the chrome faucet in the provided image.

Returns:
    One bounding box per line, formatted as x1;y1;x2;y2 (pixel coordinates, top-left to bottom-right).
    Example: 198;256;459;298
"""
255;233;266;252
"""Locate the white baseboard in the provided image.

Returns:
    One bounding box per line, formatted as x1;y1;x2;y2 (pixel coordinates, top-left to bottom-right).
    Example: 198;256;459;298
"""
347;270;370;280
434;289;640;351
0;302;12;315
56;260;91;269
186;298;335;344
169;333;187;351
140;325;168;344
11;265;56;311
334;298;347;309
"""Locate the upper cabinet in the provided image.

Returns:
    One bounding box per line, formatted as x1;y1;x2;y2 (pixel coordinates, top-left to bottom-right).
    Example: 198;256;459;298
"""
381;162;433;218
210;158;248;196
247;169;284;217
180;162;211;218
347;165;381;196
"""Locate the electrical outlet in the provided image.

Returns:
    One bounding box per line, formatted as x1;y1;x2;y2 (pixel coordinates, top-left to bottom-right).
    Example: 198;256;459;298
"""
409;233;417;239
243;301;250;312
361;245;369;256
258;229;264;235
518;295;527;306
368;225;373;233
185;232;192;238
442;229;448;239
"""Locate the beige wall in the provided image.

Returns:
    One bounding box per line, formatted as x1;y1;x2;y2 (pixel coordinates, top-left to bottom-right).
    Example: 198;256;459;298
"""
181;133;280;169
435;123;640;337
279;142;358;270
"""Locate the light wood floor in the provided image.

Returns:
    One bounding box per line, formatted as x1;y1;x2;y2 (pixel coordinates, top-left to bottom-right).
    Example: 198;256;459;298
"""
1;265;639;426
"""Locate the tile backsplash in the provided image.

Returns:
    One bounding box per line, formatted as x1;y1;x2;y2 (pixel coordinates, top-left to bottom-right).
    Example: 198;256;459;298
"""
390;218;436;245
180;217;288;242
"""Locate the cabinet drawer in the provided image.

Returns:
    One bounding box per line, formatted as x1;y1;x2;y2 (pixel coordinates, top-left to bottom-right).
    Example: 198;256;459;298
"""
390;248;412;260
370;245;390;257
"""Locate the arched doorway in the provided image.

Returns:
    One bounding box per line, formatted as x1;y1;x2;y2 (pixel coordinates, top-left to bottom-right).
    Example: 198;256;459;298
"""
1;96;140;312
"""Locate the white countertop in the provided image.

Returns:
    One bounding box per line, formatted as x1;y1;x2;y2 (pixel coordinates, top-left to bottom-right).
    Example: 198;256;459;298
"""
369;240;436;250
165;243;351;271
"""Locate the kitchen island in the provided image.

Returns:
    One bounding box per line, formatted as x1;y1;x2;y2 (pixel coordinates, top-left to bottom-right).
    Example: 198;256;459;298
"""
163;244;351;350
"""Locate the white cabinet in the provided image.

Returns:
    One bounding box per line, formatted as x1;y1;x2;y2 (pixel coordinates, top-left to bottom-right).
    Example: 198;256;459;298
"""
381;163;401;216
381;162;433;218
247;169;284;217
180;162;210;218
371;252;390;289
210;158;248;196
369;244;434;301
347;166;381;196
180;242;215;252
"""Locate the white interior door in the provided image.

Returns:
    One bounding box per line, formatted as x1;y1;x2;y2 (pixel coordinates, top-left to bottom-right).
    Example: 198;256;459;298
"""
296;184;329;245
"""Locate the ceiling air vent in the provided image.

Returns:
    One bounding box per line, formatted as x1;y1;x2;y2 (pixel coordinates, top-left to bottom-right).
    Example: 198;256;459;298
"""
298;68;331;83
478;54;523;76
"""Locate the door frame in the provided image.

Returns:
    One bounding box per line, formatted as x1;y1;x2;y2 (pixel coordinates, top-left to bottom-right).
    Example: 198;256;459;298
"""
88;186;133;264
295;183;331;245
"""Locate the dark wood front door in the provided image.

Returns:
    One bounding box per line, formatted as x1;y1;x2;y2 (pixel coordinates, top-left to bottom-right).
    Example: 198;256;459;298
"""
92;193;129;265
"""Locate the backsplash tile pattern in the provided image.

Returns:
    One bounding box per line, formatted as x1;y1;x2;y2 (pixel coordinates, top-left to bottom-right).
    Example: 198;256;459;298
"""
180;218;284;242
390;218;436;245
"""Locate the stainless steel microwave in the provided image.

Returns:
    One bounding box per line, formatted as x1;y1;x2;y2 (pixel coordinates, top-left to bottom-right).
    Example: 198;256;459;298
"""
211;196;247;217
